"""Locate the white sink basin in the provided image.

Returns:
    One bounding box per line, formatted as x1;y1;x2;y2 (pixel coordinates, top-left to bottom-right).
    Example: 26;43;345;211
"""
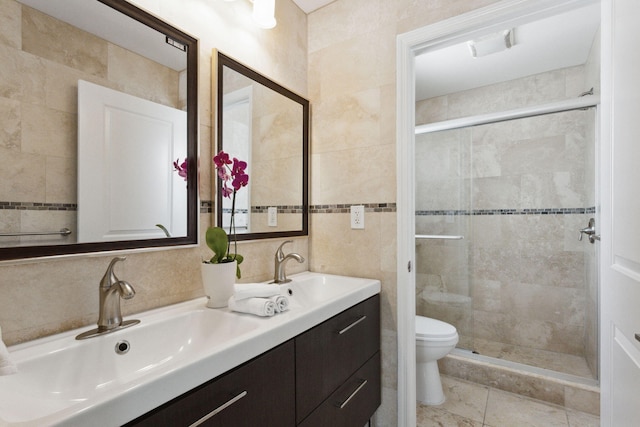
0;271;380;426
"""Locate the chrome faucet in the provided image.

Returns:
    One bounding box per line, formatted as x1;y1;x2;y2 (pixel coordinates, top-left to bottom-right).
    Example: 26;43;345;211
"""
76;256;140;340
273;240;305;284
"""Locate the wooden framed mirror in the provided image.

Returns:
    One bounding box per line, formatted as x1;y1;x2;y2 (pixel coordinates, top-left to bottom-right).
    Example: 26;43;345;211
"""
0;0;198;261
215;51;308;241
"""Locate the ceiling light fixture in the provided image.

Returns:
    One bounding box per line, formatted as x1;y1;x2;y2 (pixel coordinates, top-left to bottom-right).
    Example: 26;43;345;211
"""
252;0;277;29
468;29;514;58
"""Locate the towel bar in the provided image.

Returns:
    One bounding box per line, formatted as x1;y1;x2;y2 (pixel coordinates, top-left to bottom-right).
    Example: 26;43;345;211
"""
0;228;72;237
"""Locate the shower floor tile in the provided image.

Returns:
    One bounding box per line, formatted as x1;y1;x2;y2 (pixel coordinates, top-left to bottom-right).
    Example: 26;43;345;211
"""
471;338;596;379
417;376;600;427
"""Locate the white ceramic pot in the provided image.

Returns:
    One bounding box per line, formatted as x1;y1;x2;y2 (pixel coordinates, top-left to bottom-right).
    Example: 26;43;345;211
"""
201;261;237;308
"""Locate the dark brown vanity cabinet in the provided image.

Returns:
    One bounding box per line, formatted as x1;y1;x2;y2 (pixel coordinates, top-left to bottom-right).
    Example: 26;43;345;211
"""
126;295;380;427
296;295;381;426
126;340;296;427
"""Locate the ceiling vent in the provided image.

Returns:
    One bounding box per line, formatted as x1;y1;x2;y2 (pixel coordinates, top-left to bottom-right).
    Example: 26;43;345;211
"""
468;29;515;58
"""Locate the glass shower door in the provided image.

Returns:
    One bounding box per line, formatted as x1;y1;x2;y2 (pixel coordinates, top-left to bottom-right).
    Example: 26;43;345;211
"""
415;108;598;379
415;126;474;350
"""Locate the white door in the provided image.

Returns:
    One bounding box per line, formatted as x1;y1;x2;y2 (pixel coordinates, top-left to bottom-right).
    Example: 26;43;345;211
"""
77;80;187;242
600;0;640;425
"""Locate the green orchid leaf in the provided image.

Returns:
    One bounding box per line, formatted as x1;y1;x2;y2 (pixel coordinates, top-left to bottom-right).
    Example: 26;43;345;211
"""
205;227;228;263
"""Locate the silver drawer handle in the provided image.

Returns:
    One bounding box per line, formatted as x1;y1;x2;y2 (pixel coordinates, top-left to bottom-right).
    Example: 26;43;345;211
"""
189;391;247;427
338;315;367;335
336;379;368;409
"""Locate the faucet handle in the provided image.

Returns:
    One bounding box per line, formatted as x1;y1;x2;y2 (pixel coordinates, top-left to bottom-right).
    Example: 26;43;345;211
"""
101;256;126;287
109;256;127;266
276;240;293;258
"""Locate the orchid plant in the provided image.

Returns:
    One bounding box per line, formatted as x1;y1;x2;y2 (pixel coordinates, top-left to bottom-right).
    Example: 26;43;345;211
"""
206;150;249;278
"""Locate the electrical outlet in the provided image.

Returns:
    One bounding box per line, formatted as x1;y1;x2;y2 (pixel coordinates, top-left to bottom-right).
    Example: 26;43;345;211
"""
268;207;278;227
350;205;365;229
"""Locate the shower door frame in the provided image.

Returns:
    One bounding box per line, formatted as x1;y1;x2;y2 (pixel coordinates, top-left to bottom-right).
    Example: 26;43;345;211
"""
395;1;601;425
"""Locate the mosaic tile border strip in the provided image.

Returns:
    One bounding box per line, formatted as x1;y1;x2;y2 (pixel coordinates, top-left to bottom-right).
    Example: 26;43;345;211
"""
0;201;77;211
200;200;212;213
416;206;596;216
221;206;305;214
252;205;304;214
202;202;595;216
310;203;397;213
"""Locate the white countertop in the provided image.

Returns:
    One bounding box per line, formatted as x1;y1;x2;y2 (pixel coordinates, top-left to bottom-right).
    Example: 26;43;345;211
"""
0;271;380;427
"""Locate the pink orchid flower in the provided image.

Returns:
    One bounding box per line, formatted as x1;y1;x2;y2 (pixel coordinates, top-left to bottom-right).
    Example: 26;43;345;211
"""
214;151;250;199
213;151;232;167
173;158;188;181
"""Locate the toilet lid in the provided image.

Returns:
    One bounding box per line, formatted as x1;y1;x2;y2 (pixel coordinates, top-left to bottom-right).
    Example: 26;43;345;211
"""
415;316;457;339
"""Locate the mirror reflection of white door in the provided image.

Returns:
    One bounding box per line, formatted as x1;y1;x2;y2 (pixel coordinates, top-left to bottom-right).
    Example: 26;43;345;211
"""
77;80;187;242
600;0;640;424
222;86;252;232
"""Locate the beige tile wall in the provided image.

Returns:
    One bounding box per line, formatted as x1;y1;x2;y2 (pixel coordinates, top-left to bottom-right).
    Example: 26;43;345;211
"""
307;0;500;423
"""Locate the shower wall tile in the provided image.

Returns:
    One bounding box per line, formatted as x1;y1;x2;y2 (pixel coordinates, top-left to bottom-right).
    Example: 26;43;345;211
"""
472;176;521;210
473;245;585;289
416;95;448;124
565;65;587;98
473;279;502;312
416;66;591;126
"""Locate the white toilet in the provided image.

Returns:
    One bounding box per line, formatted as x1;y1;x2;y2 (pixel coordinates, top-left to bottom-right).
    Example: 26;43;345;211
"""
415;315;459;405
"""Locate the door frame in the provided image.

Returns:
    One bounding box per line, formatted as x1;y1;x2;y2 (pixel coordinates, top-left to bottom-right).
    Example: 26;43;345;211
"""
395;1;600;424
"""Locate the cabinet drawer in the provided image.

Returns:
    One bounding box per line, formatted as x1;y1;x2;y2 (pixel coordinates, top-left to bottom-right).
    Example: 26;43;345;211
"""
126;340;295;427
298;352;381;427
296;295;380;423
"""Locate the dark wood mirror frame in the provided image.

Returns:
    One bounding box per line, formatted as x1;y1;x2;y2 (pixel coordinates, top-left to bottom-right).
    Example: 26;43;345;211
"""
0;0;198;261
215;51;309;241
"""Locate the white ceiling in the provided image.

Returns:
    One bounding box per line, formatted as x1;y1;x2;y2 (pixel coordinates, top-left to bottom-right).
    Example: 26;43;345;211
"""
292;0;336;14
415;3;601;100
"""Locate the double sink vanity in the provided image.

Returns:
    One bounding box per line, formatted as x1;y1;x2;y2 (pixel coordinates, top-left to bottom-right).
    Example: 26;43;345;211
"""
0;272;381;426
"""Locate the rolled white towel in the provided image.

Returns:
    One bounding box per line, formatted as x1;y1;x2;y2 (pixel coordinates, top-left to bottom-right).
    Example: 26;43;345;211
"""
233;283;281;301
228;296;276;317
0;326;17;376
269;294;289;313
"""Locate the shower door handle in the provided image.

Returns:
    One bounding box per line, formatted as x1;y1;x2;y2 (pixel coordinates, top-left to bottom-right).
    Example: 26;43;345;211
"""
579;218;600;243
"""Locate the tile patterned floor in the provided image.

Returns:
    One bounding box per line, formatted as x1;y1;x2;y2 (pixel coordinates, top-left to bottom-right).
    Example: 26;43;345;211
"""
417;376;600;427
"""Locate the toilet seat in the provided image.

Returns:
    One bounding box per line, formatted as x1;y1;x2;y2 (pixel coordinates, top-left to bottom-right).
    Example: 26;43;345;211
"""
415;315;457;340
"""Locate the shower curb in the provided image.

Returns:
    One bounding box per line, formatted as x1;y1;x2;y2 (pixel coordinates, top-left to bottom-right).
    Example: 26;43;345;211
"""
439;350;600;416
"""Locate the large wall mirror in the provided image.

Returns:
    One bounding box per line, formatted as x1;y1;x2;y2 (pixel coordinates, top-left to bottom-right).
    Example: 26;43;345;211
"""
0;0;198;261
215;51;308;241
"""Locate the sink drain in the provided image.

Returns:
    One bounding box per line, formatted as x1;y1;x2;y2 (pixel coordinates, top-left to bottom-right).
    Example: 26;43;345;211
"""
115;340;130;355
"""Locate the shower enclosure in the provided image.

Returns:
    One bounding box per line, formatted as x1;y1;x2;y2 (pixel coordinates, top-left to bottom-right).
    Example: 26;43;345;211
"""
414;106;598;380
